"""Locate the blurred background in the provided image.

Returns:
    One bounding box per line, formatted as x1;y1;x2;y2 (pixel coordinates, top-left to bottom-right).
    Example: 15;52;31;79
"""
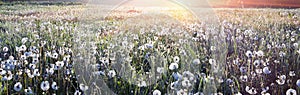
1;0;300;8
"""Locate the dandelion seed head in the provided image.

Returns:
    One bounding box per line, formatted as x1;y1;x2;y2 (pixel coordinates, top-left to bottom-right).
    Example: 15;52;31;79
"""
25;87;33;94
276;75;286;85
263;67;271;74
289;71;295;76
240;75;248;82
79;84;88;91
182;78;192;88
173;56;180;63
52;82;58;90
209;59;216;65
153;89;161;95
245;50;253;58
286;88;297;95
74;90;81;95
2;47;8;52
245;86;257;94
107;70;116;78
240;66;247;73
40;81;50;91
193;59;200;65
14;82;22;92
296;79;300;87
156;67;164;74
169;63;179;70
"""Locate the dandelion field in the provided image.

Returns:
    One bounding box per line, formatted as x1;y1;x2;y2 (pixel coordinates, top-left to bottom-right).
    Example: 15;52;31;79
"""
0;1;300;95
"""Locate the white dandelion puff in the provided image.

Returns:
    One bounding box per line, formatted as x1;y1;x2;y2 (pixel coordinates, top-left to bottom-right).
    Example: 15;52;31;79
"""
40;81;50;91
289;71;296;77
173;56;180;63
14;82;22;92
107;70;116;78
296;79;300;87
245;86;257;94
263;67;271;74
286;88;297;95
209;59;216;65
193;59;200;65
52;82;58;90
245;50;253;58
156;67;164;74
153;89;161;95
169;63;179;70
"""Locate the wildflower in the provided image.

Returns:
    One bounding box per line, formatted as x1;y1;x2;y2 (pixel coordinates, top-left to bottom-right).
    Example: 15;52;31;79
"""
55;61;64;69
9;56;14;60
79;84;88;91
170;81;178;89
182;78;192;88
245;50;252;58
245;86;257;94
25;87;33;94
286;88;297;95
52;82;58;90
40;81;50;91
153;89;161;95
209;59;216;65
255;69;262;74
233;58;239;65
234;92;242;95
239;66;247;73
74;90;81;95
20;55;27;60
58;47;64;55
173;56;180;63
289;71;295;76
193;59;200;65
261;86;269;94
255;50;264;57
276;75;286;85
26;72;34;78
33;69;40;76
14;82;22;92
107;70;116;78
169;63;179;70
296;79;300;87
46;68;54;75
2;47;8;52
279;51;286;57
52;52;59;59
172;72;182;81
176;89;187;95
0;69;6;75
145;43;153;49
253;60;261;67
3;71;13;81
138;81;147;87
29;64;36;69
263;67;271;74
156;67;164;74
93;71;105;76
239;75;248;82
16;47;21;52
32;57;39;64
261;92;270;95
21;37;28;44
210;46;216;51
20;45;27;51
293;43;298;48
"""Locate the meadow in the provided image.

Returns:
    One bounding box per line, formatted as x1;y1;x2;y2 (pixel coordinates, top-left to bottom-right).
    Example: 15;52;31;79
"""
0;2;300;95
